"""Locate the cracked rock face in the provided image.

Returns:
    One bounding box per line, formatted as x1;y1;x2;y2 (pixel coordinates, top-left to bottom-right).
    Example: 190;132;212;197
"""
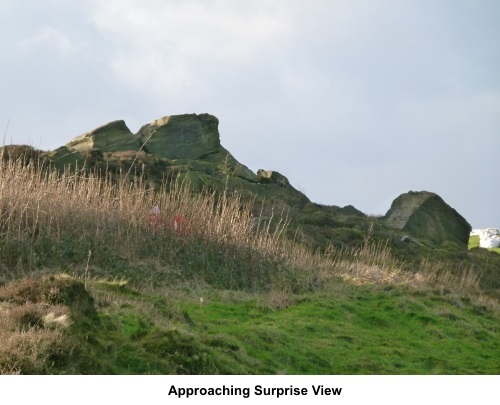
384;190;472;247
136;114;221;160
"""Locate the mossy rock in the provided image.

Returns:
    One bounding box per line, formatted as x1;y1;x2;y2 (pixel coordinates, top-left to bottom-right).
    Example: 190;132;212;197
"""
383;191;471;247
21;114;476;258
137;114;220;160
66;120;140;154
46;146;85;169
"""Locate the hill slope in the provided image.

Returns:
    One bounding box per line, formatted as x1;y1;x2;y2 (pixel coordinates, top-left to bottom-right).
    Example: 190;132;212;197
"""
0;113;499;374
1;273;498;375
25;114;500;293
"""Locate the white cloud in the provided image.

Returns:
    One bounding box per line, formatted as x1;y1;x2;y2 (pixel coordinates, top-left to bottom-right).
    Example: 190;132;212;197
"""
19;25;85;55
87;0;292;92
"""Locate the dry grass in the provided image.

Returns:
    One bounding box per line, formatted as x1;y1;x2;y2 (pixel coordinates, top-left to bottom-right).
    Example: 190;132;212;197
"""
0;290;73;374
0;152;303;290
328;237;482;297
0;151;496;374
0;155;286;264
0;274;96;374
0;302;73;374
0;151;490;299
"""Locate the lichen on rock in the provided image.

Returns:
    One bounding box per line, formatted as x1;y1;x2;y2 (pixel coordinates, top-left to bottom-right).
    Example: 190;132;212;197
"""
383;190;471;247
66;120;139;154
136;114;221;160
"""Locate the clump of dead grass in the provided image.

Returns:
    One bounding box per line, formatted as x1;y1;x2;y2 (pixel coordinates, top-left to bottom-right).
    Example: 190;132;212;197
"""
0;276;79;374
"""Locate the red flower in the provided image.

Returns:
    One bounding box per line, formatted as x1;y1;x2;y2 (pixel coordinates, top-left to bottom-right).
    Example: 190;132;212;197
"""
171;214;190;236
147;206;190;237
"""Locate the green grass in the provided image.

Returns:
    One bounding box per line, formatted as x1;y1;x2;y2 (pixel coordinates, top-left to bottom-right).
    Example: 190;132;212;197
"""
30;277;494;375
1;271;499;374
469;235;480;249
1;155;499;375
178;283;500;374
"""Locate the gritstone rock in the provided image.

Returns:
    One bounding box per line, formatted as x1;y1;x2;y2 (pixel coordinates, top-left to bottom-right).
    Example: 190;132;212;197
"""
257;169;291;188
256;169;310;207
383;191;471;247
136;114;220;160
26;112;375;253
66;120;139;153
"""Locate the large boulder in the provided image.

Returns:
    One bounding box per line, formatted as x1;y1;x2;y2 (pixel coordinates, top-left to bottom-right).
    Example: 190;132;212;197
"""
66;120;139;153
383;191;471;247
136;114;220;160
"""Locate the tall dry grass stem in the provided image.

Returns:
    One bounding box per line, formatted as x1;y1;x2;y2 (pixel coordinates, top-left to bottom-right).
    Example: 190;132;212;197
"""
0;152;488;297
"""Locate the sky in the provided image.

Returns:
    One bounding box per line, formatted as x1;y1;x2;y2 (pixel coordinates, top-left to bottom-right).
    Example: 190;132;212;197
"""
1;0;499;229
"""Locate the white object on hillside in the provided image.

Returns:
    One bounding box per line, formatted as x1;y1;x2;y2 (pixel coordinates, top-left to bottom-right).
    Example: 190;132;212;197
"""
470;228;500;248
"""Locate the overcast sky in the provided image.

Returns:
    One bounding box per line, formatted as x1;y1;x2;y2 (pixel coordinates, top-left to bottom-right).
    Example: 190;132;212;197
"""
1;0;499;229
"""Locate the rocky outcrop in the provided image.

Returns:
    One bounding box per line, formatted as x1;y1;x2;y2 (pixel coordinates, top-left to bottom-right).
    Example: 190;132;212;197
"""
257;170;291;188
383;191;471;247
471;228;500;248
66;120;139;153
137;114;220;160
3;113;496;291
64;115;222;159
32;113;435;253
256;169;310;207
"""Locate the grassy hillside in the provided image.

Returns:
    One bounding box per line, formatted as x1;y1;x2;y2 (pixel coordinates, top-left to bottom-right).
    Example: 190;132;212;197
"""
0;154;499;374
1;274;498;375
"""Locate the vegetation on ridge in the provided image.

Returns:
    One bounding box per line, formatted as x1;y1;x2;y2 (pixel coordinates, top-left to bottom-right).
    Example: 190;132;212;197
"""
0;149;499;374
